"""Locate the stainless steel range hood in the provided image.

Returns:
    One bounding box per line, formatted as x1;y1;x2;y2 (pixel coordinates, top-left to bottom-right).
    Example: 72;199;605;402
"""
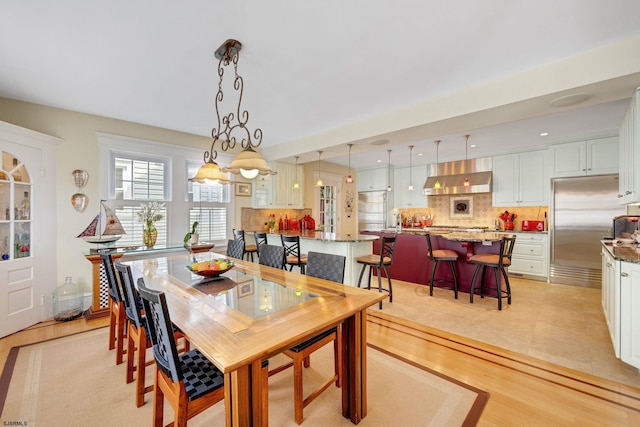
423;157;492;195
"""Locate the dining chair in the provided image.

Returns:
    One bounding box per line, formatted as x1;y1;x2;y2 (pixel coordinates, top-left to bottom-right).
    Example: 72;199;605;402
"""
355;235;397;309
258;244;285;269
99;251;127;365
269;251;346;424
425;233;460;299
226;239;245;260
281;234;307;274
469;235;517;310
254;231;268;257
137;277;270;427
233;229;257;262
114;260;190;407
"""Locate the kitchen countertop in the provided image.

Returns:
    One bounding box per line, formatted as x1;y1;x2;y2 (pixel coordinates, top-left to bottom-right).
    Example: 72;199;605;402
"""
270;230;379;243
602;241;640;263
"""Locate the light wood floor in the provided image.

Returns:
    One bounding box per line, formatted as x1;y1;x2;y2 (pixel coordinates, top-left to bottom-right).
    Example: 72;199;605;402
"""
2;277;640;425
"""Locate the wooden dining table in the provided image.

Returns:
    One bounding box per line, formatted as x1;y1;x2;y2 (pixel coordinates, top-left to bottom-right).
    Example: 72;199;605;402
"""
123;252;385;426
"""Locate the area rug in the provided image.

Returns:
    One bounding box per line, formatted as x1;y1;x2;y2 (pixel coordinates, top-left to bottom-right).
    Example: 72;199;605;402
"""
0;328;487;426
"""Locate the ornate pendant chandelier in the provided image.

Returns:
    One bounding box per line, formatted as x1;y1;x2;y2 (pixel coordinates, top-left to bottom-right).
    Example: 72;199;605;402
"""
191;39;275;183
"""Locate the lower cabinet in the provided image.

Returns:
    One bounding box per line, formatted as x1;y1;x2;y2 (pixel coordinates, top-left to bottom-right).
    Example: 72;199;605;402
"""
509;233;548;280
601;249;620;357
620;260;640;368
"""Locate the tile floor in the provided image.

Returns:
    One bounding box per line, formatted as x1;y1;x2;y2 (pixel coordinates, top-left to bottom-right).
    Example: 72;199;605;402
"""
368;276;640;388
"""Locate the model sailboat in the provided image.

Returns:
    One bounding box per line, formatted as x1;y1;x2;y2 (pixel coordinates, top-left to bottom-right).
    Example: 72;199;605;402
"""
77;200;126;244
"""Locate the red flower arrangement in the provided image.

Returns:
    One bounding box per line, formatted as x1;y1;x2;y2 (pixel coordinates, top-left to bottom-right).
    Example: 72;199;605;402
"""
499;211;516;222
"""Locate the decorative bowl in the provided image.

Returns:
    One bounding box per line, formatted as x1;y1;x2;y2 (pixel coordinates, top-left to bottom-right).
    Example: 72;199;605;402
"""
186;259;236;277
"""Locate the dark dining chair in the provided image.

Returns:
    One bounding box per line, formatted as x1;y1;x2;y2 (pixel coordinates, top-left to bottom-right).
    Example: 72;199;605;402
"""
281;234;307;274
254;231;268;257
233;229;257;262
355;235;396;309
258;244;285;269
226;239;245;260
137;277;269;426
469;235;517;310
270;251;346;424
99;251;127;365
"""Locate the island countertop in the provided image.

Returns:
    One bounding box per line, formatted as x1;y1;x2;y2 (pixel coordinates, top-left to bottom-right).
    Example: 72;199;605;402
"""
271;230;379;243
601;241;640;264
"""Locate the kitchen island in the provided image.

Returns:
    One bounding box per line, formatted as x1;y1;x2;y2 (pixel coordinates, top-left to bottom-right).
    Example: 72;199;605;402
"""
361;230;512;295
265;231;379;286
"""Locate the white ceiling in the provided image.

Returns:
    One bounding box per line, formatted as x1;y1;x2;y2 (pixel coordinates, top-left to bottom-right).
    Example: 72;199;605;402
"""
2;1;640;169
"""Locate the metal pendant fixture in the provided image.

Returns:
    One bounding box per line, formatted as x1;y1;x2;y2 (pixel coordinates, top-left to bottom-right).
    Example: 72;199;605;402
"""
316;151;324;187
345;144;354;184
386;149;393;192
293;156;300;189
408;145;414;191
433;140;442;189
463;134;471;187
192;39;275;183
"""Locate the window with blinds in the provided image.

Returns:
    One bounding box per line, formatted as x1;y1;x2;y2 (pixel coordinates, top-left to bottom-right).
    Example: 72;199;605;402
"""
186;162;230;243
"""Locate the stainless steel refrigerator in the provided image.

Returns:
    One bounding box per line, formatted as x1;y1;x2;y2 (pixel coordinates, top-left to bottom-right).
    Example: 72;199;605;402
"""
358;191;387;232
550;175;625;287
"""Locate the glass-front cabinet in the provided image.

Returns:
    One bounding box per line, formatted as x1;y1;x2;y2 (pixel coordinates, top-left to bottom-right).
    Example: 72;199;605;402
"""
0;152;31;260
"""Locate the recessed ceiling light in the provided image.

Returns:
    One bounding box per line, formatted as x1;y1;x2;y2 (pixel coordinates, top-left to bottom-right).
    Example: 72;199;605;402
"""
417;153;423;156
369;139;389;146
549;93;591;108
470;144;476;148
377;159;382;163
540;132;549;136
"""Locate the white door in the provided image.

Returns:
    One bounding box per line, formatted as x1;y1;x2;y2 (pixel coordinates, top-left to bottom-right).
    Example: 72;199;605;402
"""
0;143;43;337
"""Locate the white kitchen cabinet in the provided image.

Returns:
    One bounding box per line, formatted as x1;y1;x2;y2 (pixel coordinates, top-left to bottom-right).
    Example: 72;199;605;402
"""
251;161;304;208
252;174;274;208
620;260;640;369
273;161;304;208
601;248;620;357
618;87;640;204
508;232;548;280
393;165;428;208
356;166;390;192
492;151;548;207
550;137;618;178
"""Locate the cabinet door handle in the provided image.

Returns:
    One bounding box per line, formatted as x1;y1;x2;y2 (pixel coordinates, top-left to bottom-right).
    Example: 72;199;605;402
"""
606;262;611;267
621;272;629;277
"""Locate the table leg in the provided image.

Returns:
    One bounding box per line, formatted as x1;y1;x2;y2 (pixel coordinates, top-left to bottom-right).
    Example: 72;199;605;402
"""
225;359;266;426
342;310;366;424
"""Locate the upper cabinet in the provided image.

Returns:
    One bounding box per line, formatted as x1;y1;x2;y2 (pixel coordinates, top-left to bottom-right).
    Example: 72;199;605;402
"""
492;150;548;207
619;87;640;204
393;165;428;208
251;161;304;209
550;137;619;178
356;166;390;192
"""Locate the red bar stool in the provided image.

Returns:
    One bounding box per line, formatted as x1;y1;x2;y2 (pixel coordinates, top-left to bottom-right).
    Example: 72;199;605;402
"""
425;233;460;299
469;235;517;310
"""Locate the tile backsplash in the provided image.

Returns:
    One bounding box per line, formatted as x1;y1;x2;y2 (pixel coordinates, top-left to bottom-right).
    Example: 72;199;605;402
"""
241;207;312;232
401;193;547;231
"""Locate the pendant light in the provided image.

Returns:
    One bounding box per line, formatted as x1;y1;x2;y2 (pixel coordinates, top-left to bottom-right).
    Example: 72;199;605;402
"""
316;151;324;187
463;134;470;187
345;144;354;184
408;145;414;191
386;149;392;192
433;140;442;189
293;156;300;189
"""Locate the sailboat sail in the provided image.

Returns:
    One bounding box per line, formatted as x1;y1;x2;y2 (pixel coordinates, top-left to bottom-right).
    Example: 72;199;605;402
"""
77;201;126;244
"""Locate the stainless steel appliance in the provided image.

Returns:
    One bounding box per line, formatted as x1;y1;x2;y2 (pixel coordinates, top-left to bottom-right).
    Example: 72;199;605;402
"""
358;191;387;232
550;175;625;288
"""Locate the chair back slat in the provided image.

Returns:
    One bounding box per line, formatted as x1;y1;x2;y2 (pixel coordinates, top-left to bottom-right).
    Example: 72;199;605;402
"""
137;277;183;383
226;239;245;259
99;251;123;303
425;233;435;261
500;236;517;267
306;252;346;283
380;236;397;263
114;260;145;329
233;229;246;241
258;244;285;269
254;232;268;249
281;235;301;261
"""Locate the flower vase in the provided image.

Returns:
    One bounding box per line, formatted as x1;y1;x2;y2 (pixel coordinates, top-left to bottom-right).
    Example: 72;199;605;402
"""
504;220;514;231
143;223;158;248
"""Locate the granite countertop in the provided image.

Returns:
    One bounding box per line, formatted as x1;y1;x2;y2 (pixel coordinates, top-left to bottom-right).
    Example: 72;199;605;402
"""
272;230;379;243
602;241;640;263
438;231;514;242
381;227;547;235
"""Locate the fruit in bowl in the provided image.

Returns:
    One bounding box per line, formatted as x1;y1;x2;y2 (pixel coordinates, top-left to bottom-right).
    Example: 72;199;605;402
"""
187;258;235;277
